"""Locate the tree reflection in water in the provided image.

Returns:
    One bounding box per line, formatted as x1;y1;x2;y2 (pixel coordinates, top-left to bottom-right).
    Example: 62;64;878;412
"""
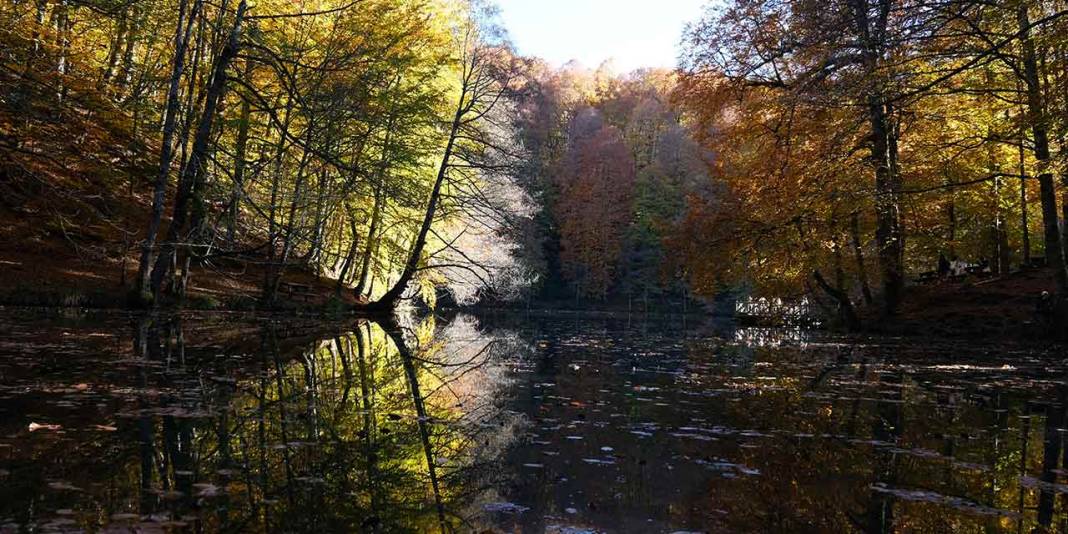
5;313;1068;532
0;313;525;532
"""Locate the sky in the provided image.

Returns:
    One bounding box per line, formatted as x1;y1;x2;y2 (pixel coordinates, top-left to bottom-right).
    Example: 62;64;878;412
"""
494;0;708;73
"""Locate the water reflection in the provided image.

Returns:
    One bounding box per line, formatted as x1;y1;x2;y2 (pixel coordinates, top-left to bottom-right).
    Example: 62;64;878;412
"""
1;312;1068;532
0;312;523;532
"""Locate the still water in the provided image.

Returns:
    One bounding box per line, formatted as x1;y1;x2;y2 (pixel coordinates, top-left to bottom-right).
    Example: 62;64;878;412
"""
0;309;1066;533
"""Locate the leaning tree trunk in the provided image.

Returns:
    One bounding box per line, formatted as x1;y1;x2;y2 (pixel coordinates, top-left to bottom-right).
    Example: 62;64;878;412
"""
369;98;464;310
814;270;860;331
335;213;360;295
135;0;200;301
149;0;248;303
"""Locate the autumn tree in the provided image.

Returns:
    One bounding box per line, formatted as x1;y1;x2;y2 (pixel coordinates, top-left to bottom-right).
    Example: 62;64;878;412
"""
555;109;636;301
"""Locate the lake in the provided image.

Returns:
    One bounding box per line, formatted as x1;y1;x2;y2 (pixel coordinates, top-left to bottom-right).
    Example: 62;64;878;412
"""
0;309;1065;532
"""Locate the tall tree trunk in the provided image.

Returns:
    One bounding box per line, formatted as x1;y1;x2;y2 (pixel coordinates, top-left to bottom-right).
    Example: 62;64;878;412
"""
335;214;360;295
134;0;201;301
32;0;47;55
1019;130;1032;266
54;0;70;102
264;131;313;304
850;0;904;314
101;10;127;87
946;174;958;261
850;210;874;306
371;108;459;309
869;97;904;313
354;110;398;298
116;2;142;95
1019;2;1068;302
302;168;330;267
227;60;253;246
994;176;1011;275
353;184;381;298
262;100;294;305
985;68;1010;274
149;0;248;302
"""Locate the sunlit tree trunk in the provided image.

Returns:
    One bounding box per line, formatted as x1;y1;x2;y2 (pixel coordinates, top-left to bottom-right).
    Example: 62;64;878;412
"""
53;0;71;102
116;3;142;95
370;89;463;309
100;7;128;87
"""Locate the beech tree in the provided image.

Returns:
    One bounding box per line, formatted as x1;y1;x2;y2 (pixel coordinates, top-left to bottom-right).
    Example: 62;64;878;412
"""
674;0;1068;330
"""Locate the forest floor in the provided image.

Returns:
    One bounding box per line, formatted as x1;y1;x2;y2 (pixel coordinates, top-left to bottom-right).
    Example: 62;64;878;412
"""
865;267;1056;341
0;140;355;312
0;229;357;311
0;77;361;312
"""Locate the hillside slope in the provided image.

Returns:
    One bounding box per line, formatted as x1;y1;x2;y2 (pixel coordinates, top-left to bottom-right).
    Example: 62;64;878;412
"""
864;268;1056;341
0;72;349;310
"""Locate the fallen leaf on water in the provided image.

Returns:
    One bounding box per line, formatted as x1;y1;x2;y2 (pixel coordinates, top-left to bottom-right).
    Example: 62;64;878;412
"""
29;422;61;432
47;481;81;491
483;502;530;514
193;483;220;497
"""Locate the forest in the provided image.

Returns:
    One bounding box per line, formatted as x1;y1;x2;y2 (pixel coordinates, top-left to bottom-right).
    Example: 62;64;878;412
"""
9;1;1068;532
1;0;532;312
3;0;1068;335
